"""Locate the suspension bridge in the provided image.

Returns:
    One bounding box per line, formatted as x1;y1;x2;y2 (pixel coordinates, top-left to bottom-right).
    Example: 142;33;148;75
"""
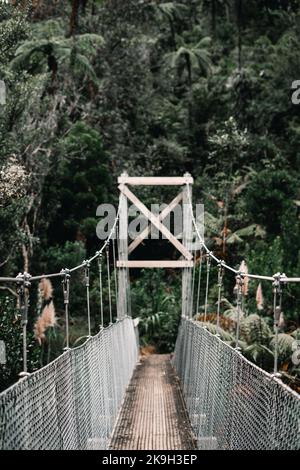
0;174;299;450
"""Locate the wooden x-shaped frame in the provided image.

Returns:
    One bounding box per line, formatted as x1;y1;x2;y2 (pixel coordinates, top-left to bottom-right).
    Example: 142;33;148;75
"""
118;184;193;263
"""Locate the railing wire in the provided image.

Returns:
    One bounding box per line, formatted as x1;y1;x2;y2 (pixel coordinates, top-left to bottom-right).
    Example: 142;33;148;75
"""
173;318;300;450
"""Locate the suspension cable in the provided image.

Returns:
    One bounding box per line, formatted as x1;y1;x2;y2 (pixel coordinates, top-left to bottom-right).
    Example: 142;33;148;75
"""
112;227;118;314
235;273;243;350
273;273;283;376
191;250;196;317
61;269;70;349
97;252;104;328
195;247;203;316
216;261;224;335
106;243;112;324
184;183;299;284
16;272;31;377
0;203;121;286
1;189;299;284
84;261;91;337
204;254;211;323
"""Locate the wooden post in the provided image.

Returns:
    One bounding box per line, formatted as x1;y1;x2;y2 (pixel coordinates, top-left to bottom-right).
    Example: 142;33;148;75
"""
118;173;129;319
116;173;194;320
182;173;193;318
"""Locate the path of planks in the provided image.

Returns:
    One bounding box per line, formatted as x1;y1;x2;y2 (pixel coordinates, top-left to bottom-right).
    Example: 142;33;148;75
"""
109;354;197;450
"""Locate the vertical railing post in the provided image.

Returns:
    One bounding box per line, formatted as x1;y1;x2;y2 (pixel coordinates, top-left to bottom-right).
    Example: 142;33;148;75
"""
272;272;284;376
182;173;193;318
235;273;243;351
216;261;224;336
17;272;31;377
84;260;91;337
118;172;129;319
61;268;71;350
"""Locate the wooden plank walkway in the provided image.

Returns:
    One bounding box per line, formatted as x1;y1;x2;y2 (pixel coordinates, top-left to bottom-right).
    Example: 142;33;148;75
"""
109;354;197;450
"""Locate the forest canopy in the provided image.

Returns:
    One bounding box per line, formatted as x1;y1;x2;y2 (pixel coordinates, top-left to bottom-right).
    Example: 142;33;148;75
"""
0;0;300;390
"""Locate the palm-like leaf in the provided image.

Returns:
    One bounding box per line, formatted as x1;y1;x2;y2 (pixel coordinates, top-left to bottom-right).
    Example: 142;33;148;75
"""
270;333;295;363
164;36;212;79
12;33;104;84
240;314;272;345
149;2;188;21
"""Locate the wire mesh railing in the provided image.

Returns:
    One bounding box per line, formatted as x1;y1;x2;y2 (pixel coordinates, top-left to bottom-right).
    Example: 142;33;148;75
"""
173;318;300;450
0;317;138;450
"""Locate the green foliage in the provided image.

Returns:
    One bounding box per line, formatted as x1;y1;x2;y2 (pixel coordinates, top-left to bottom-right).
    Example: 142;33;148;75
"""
197;321;233;342
12;24;104;84
131;270;181;353
0;0;300;388
240;314;272;346
0;296;39;392
245;169;298;235
270;333;295;364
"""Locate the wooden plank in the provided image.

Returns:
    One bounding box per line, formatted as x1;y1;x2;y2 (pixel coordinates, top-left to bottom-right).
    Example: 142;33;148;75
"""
118;176;194;186
117;260;194;268
119;184;193;261
128;192;183;254
109;354;197;450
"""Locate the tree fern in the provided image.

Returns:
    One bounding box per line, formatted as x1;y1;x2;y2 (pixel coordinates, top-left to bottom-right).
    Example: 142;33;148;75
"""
240;314;272;346
196;321;233;342
270;333;295;364
12;31;104;84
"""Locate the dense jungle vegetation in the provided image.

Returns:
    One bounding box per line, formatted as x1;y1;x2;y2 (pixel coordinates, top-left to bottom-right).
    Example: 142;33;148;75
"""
0;0;300;392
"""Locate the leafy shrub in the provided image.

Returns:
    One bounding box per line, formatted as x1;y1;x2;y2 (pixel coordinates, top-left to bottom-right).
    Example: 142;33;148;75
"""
0;296;39;392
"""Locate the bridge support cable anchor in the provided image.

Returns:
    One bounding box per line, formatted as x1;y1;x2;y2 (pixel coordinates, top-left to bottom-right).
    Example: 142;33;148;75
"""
234;272;243;351
216;261;224;337
16;272;31;378
106;243;113;325
61;268;71;350
84;260;91;337
97;251;104;329
272;272;287;377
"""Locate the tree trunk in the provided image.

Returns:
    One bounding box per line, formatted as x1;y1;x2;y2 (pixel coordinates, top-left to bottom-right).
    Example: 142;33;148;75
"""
185;53;193;135
212;0;216;39
237;0;243;71
69;0;80;37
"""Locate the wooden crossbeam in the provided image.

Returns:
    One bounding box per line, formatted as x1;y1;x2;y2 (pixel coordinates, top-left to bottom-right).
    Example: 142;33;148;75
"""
128;192;183;254
118;176;193;186
119;184;193;261
117;260;194;268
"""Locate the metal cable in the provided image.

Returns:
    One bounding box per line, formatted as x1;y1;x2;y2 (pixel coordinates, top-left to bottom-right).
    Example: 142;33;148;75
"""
112;228;118;315
84;261;91;337
235;274;243;350
195;248;203;316
16;273;31;376
184;183;300;283
173;318;300;450
216;262;224;334
190;251;196;317
204;254;211;323
273;273;283;375
106;244;112;324
98;252;104;328
1;188;300;284
0;203;121;284
61;269;70;349
0;318;138;450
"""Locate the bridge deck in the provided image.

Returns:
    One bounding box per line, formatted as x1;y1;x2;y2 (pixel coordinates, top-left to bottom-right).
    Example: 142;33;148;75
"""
109;354;196;450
